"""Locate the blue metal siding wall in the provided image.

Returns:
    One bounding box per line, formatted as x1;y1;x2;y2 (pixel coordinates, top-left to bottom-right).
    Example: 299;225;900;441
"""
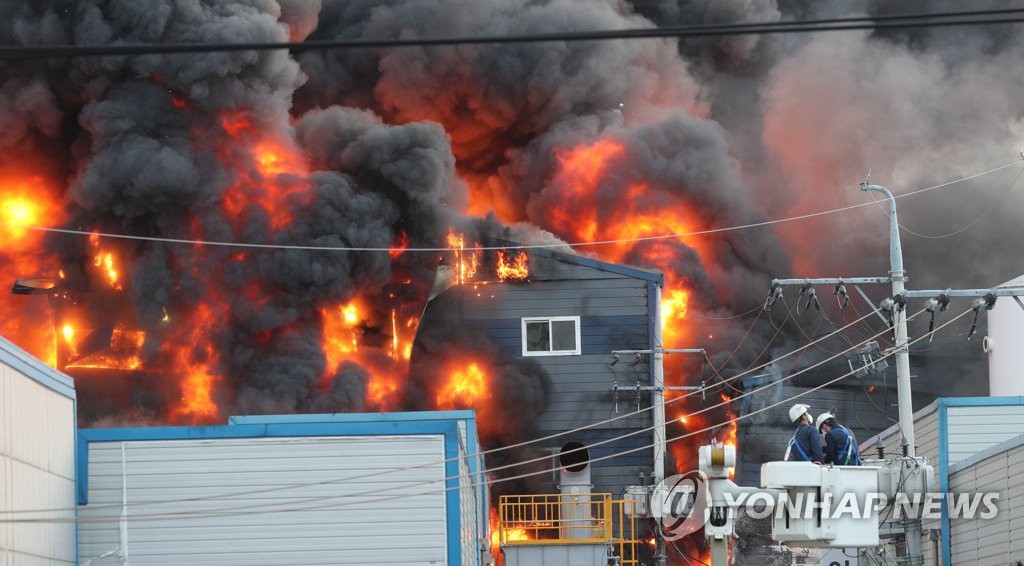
77;418;470;565
937;397;1024;566
467;315;649;356
448;251;656;498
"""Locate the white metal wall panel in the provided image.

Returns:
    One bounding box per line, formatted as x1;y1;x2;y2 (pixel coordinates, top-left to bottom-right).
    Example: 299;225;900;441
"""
0;360;76;566
862;408;940;463
987;275;1024;396
79;435;449;565
947;405;1024;467
459;443;476;564
948;440;1024;565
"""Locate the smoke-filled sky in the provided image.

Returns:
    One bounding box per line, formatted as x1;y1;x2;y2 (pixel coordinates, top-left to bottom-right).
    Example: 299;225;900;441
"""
1;0;1022;428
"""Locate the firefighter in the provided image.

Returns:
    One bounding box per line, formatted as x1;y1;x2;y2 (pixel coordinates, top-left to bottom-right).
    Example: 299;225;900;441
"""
816;412;862;466
784;404;823;463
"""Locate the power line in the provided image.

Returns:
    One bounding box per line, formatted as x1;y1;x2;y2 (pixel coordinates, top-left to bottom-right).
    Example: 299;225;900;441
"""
4;306;881;518
1;8;1023;59
0;307;910;521
897;161;1024;239
3;159;1020;253
8;307;969;524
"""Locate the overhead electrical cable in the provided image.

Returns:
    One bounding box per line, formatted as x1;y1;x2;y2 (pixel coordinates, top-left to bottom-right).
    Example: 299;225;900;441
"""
3;306;881;517
12;306;966;524
4;307;927;522
1;158;1019;253
1;8;1023;59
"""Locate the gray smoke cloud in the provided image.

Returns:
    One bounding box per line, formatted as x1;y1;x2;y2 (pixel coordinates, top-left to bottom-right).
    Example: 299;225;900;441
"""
0;1;1017;441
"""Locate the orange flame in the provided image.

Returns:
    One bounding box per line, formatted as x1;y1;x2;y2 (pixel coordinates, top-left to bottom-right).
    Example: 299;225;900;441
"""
489;506;531;565
389;231;410;258
436;362;489;408
322;302;363;369
1;196;40;240
220;111;251;136
171;350;220;423
0;170;63;365
497;249;529;281
167;304;222;424
254;139;307;177
447;230;480;284
65;327;145;371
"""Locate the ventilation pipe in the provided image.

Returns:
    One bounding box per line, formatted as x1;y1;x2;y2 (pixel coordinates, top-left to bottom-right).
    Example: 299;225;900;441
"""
558;442;593;539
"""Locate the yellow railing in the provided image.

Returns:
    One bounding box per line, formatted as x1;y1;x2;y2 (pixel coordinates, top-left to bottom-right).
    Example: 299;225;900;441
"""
616;497;639;566
498;493;639;565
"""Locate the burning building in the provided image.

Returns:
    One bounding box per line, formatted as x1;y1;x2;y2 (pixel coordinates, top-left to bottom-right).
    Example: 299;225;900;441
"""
411;242;665;499
2;2;1023;565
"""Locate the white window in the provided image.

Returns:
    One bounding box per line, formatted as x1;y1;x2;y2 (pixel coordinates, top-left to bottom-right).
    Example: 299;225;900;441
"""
521;316;581;356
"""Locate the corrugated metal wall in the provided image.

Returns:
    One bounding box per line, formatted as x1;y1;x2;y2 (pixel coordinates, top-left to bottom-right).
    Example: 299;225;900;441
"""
0;342;76;566
859;398;1024;566
79;435;450;566
947;405;1024;466
948;437;1024;564
450;252;657;497
860;403;941;463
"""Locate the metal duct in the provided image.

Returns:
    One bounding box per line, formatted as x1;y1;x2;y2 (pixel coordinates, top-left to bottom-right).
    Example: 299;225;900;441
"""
557;442;593;540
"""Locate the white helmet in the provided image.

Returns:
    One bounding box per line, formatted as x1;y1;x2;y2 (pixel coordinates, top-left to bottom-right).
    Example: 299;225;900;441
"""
789;404;810;424
816;412;835;431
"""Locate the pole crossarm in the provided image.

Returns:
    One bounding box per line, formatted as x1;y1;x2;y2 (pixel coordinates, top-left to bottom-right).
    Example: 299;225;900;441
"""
771;277;891;285
611;348;706;355
615;385;704;391
904;287;1024;298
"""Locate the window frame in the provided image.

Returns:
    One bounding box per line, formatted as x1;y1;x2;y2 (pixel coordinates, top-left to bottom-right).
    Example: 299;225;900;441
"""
521;316;582;357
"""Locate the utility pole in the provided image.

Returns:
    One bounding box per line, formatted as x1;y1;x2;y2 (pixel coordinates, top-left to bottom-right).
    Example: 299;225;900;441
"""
611;344;705;566
612;284;707;566
860;183;916;457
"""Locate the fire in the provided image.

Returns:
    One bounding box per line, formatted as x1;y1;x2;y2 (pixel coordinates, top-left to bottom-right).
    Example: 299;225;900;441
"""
557;138;626;192
1;175;58;243
93;253;120;289
254;139;307;177
161;303;223;424
65;327;145;371
662;289;690;344
389;231;409;258
447;230;480;284
489;506;532;566
87;233;123;291
220;111;251;136
322;302;363;367
171;347;220;423
436;362;489;408
217;110;311;230
505;527;530;542
319;298;416;408
61;325;78;359
1;170;63;366
497;249;529;281
367;375;399;407
1;196;39;239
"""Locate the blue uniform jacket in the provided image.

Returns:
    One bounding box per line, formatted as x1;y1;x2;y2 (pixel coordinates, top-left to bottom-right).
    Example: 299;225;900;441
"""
787;424;824;463
823;424;861;465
